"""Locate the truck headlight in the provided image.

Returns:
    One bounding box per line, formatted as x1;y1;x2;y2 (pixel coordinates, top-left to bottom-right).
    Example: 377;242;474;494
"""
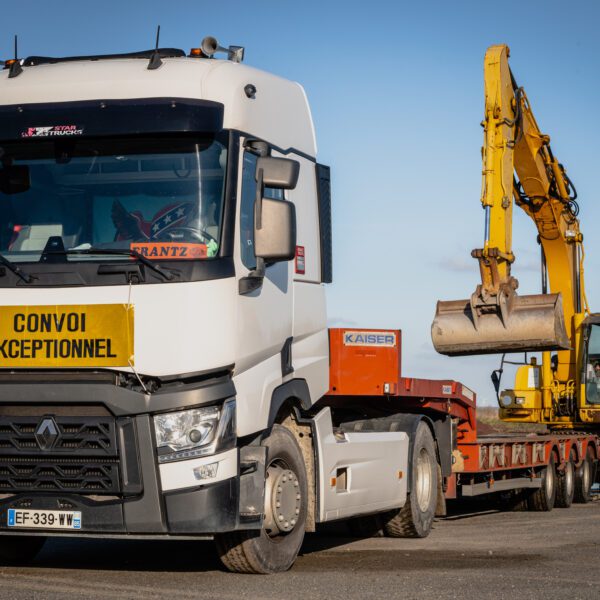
154;399;236;463
155;407;219;450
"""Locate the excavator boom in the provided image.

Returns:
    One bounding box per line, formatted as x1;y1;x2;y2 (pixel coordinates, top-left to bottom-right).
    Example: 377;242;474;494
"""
432;45;578;358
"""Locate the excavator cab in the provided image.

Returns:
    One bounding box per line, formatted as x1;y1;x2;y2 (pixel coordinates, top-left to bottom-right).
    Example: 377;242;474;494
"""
582;318;600;405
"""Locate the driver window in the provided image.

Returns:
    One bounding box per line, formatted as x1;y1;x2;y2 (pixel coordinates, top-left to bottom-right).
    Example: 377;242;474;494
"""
240;152;258;270
586;324;600;404
239;151;284;270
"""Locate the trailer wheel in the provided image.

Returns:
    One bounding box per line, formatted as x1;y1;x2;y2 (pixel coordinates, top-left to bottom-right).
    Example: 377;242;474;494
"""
555;450;575;508
383;422;437;538
527;452;556;511
215;424;307;574
574;448;593;504
0;536;46;563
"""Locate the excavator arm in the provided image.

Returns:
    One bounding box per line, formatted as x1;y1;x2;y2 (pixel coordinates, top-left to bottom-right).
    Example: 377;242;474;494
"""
431;44;595;428
432;44;578;357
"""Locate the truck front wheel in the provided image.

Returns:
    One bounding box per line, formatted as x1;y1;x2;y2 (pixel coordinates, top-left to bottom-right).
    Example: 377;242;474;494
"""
215;424;308;573
383;422;438;538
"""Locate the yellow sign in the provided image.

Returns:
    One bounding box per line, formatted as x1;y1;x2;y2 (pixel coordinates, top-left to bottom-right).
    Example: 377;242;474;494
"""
0;304;134;368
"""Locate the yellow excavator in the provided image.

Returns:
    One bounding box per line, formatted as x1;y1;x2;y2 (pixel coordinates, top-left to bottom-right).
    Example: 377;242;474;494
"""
431;44;600;430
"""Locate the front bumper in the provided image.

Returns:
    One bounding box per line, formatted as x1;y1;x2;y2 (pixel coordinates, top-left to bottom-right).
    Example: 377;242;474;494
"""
0;376;265;537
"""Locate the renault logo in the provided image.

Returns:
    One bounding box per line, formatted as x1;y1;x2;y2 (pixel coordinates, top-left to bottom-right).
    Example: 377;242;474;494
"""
35;417;60;451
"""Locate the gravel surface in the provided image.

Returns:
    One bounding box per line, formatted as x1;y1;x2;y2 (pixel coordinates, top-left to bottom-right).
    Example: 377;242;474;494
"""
0;499;598;599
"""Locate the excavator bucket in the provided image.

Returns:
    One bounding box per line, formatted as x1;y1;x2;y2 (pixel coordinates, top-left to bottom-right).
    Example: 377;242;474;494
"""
431;293;570;356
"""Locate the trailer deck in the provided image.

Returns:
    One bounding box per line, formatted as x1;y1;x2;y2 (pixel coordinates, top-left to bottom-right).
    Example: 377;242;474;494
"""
326;328;599;504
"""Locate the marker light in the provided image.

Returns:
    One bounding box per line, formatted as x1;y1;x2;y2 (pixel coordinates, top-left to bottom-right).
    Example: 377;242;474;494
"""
193;462;219;480
189;48;208;58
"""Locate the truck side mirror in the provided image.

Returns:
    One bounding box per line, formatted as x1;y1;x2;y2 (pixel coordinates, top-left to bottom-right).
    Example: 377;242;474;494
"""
256;156;299;190
239;154;299;295
255;198;296;261
253;155;299;262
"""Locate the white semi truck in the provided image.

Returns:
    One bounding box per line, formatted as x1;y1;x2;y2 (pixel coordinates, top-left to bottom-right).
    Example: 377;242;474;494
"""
0;38;595;574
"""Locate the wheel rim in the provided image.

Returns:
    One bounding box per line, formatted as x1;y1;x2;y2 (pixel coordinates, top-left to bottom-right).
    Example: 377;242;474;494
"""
565;461;574;498
545;462;555;498
263;461;302;538
416;447;433;511
582;459;590;492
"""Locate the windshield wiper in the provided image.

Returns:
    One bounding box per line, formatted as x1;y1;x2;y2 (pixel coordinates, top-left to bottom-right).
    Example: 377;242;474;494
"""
66;248;177;281
39;237;177;281
0;252;33;283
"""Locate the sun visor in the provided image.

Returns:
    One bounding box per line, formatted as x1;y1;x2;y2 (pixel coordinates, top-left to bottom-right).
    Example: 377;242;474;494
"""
0;98;224;141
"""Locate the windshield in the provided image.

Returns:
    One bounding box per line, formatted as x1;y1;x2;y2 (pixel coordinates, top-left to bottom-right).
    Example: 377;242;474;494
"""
0;136;227;262
586;323;600;404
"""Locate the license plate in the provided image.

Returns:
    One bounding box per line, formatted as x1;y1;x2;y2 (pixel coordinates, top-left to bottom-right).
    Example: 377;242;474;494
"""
0;304;134;368
7;509;82;530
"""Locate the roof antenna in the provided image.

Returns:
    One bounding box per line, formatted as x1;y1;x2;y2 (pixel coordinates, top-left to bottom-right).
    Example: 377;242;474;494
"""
147;25;163;70
8;35;23;79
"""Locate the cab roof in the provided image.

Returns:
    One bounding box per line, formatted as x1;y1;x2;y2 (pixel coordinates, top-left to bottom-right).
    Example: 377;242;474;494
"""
0;50;317;157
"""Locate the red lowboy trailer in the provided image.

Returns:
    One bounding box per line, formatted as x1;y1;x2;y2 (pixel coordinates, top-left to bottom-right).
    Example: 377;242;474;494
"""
326;328;598;512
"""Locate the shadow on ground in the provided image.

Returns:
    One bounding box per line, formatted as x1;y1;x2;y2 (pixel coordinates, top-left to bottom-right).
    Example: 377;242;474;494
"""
8;494;549;574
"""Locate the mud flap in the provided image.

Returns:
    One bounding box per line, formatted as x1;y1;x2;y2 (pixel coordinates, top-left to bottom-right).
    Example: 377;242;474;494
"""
435;464;446;517
238;446;267;528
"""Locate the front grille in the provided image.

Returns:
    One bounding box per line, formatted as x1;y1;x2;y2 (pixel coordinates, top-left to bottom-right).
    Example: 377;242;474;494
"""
0;415;121;494
0;417;116;456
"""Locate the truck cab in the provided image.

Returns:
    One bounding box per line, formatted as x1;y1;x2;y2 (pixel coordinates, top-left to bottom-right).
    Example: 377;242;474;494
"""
0;41;451;573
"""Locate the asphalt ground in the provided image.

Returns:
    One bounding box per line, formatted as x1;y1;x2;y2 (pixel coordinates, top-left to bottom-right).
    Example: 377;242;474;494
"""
0;498;598;600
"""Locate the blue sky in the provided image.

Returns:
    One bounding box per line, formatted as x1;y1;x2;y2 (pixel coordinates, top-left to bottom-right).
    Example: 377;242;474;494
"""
1;0;599;405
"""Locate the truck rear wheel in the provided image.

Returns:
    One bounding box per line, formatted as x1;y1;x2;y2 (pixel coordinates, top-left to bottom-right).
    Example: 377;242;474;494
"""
574;448;593;503
528;452;556;511
0;535;46;563
383;422;438;538
215;424;308;574
555;450;575;508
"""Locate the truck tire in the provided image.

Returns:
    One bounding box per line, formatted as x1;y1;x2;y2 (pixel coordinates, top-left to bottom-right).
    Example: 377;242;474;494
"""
215;424;308;574
527;452;556;511
574;449;593;504
0;536;46;563
383;422;438;538
555;450;575;508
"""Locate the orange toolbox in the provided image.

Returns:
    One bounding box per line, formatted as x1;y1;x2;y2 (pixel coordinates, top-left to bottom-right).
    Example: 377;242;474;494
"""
327;328;401;396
